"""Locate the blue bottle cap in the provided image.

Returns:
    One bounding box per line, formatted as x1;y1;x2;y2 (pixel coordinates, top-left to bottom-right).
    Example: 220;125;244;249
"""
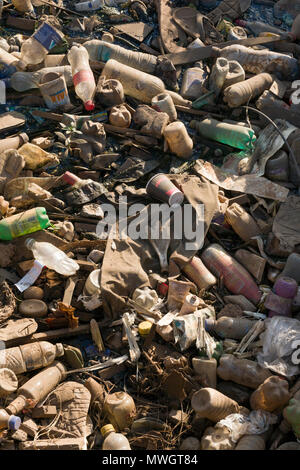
8;415;21;431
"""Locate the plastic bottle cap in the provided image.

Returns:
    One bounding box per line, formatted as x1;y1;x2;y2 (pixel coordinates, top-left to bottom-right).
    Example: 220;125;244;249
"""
101;424;115;437
84;100;95;111
25;238;35;250
62;171;80;186
8;415;21;431
138;321;153;336
55;343;65;357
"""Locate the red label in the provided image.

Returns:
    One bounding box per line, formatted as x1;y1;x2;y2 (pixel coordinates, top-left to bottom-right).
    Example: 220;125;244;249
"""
73;70;94;87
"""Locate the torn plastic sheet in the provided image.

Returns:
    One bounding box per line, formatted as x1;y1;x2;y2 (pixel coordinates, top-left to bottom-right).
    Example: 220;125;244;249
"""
173;308;216;353
194;159;289;202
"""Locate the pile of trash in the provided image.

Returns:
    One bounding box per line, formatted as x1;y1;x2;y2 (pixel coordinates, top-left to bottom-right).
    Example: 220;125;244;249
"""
0;0;299;451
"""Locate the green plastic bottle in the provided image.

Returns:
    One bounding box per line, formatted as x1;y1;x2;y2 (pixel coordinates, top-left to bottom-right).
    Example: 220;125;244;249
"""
0;207;50;240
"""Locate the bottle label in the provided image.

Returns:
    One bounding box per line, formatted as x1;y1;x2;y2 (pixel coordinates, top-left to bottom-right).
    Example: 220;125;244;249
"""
9;210;42;239
73;69;94;87
33;23;63;51
15;260;44;293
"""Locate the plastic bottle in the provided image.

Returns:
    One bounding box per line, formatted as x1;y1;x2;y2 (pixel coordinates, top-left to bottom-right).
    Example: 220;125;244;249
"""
84;40;157;74
0;133;28;154
265;276;297;317
109;105;131;128
9;66;73;92
223;60;245;89
209;57;229;98
223;73;273;108
0;409;21;432
25;238;79;276
68;44;96;111
103;391;136;431
152;93;177;122
12;0;33;12
225;203;262;243
201;244;262;304
191;387;239;422
0;341;64;375
101;424;131;450
217;355;273;389
181;62;208;100
0;207;50;241
236;19;287;36
20;22;64;66
192;357;217;389
163;121;193;159
205;316;255;340
62;171;106;206
0;47;23;79
6;362;66;415
280;253;300;283
250;376;290;412
190;119;256;151
183;255;217;290
213;45;299;80
76;0;104;11
101;59;191;106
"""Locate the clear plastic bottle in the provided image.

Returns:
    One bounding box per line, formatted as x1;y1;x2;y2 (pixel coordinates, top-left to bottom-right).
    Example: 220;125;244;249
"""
25;238;79;276
9;66;73;92
20;22;64;67
0;409;21;431
0;341;64;375
68;44;96;111
101;424;131;450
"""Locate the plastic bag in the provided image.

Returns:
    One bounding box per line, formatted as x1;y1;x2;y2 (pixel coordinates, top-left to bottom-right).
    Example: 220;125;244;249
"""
257;316;300;377
218;410;278;442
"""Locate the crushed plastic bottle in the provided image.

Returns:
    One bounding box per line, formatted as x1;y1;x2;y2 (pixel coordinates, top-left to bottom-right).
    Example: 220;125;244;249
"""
9;66;73;92
68;44;96;111
25;238;79;276
20;22;64;66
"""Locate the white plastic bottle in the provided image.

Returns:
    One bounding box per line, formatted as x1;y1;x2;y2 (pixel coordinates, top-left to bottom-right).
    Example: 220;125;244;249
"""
9;66;73;92
25;238;79;276
68;44;96;111
101;424;131;450
20;22;64;66
0;409;21;431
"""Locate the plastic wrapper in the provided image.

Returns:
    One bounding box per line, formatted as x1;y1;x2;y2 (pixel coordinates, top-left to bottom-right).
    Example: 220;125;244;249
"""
218;410;278;442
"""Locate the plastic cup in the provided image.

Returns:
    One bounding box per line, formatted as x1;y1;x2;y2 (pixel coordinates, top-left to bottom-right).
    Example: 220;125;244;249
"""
146;174;184;206
39;72;70;110
84;269;101;296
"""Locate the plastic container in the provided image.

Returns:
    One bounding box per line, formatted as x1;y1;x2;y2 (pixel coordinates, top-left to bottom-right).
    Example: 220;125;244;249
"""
6;362;66;415
109;105;131;128
182;255;217;290
83;269;101;296
62;171;106;206
223;73;273;108
0;341;64;375
146;174;184;206
101;59;190;106
84;40;157;74
39;72;70;110
250;376;290;412
101;424;131;450
265;276;298;317
213;45;299;80
191;387;239;422
228;26;247;41
217;355;273;389
0;47;22;79
0;207;50;241
0;133;28;154
9;66;73;92
163;121;193;159
25;238;79;276
20;22;64;66
235;435;265;450
96;77;124;107
223;61;245;89
207;317;255;340
209;57;229;98
0;409;21;431
12;0;33;12
190;118;256;151
103;392;136;431
201;244;262;304
68;44;96;111
225;203;261;243
181;62;208;100
0;369;18;398
236;19;287;36
152;93;177;122
192;357;217;389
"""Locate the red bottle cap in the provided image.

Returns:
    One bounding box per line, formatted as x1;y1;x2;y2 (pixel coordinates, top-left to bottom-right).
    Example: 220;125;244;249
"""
84;100;95;112
62;171;80;185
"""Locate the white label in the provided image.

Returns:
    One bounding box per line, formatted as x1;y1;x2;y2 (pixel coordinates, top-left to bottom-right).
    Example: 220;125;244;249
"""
15;260;44;293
